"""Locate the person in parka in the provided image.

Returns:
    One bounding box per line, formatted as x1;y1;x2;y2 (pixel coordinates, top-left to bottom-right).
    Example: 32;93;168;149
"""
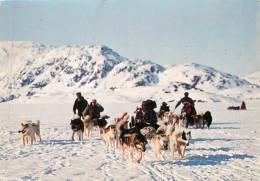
73;92;88;118
82;99;104;124
175;92;196;128
158;102;170;118
240;101;247;110
175;92;195;111
143;110;159;129
142;100;159;129
130;107;144;128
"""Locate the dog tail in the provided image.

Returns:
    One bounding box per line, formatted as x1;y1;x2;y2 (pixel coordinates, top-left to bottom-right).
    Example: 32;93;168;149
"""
116;113;129;132
121;112;128;120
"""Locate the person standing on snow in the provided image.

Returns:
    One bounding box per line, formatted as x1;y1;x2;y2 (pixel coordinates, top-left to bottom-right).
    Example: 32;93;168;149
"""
82;99;104;125
241;101;247;110
175;92;196;128
175;92;195;111
73;92;88;119
142;100;159;129
158;102;170;118
130;107;144;128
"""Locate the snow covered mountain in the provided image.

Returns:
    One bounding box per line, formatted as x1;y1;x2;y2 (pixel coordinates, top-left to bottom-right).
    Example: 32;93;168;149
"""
0;42;125;101
0;41;259;103
244;71;260;86
101;60;164;89
159;63;256;92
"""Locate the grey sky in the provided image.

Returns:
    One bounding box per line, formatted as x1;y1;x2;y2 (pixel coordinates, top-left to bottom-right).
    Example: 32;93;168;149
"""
0;0;259;75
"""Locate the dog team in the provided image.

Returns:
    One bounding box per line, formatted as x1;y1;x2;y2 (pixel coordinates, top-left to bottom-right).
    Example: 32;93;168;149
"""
18;92;212;163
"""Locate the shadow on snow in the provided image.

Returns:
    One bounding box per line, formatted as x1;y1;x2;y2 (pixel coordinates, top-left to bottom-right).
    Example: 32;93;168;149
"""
41;139;90;145
176;153;254;166
209;127;240;130
212;122;239;125
192;137;250;143
148;153;253;167
190;147;233;152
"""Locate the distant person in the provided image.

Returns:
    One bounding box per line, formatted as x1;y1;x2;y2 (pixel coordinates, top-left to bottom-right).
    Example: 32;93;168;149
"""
158;102;170;118
175;92;195;111
82;99;104;124
73;92;88;118
175;92;196;128
241;101;247;110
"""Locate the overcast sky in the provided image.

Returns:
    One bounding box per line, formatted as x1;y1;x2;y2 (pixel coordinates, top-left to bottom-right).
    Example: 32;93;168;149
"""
0;0;259;75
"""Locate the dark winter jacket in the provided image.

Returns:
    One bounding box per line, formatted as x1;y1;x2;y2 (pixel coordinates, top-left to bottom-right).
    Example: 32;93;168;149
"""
135;111;144;121
82;103;104;119
143;110;158;129
142;100;157;112
130;111;144;128
175;96;195;109
73;97;88;117
159;105;170;113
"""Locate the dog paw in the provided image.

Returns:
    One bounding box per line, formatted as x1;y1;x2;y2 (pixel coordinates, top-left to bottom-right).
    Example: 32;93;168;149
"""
179;156;184;160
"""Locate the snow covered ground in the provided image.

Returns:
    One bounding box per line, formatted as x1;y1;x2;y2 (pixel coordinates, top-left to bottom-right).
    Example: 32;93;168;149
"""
0;100;260;181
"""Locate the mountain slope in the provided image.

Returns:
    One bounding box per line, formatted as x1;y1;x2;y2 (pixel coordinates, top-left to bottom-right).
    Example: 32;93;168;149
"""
0;41;259;103
159;63;254;92
101;60;164;89
244;72;260;85
0;43;127;101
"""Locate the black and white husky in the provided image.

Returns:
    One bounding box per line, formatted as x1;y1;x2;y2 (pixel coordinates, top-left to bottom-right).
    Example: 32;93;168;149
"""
70;118;84;141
